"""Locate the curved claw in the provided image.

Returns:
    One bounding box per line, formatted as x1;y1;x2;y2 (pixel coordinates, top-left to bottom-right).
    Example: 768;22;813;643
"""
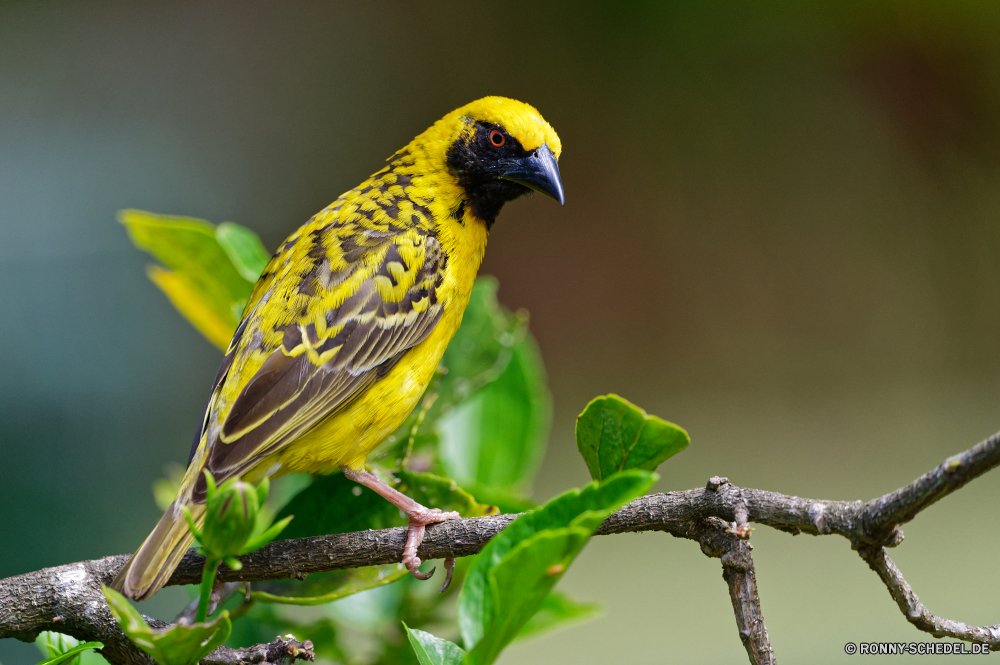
410;564;435;581
339;468;461;586
439;558;456;593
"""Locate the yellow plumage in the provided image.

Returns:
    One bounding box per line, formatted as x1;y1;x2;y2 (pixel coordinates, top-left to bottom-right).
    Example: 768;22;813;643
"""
114;97;563;600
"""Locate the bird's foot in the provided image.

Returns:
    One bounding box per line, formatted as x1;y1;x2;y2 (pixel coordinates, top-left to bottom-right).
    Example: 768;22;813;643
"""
401;507;460;584
340;466;459;589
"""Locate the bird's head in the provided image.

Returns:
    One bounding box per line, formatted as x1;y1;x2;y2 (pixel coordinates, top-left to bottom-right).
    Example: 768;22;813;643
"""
427;97;563;227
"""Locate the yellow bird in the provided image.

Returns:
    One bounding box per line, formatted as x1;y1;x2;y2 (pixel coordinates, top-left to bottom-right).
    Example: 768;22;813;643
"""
113;97;564;600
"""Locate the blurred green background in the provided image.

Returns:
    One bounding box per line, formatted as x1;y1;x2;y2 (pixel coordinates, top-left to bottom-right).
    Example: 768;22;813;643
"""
2;1;999;663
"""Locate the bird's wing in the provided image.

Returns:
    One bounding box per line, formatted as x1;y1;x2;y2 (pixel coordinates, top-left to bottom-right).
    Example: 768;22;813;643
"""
189;221;446;499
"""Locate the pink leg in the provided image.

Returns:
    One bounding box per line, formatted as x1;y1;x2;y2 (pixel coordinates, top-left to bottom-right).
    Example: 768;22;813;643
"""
342;467;459;587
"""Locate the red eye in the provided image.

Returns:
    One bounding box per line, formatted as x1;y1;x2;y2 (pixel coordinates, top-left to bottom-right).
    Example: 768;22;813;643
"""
489;129;506;148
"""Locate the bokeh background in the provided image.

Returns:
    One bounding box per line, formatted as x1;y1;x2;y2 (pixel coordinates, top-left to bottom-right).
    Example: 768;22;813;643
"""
2;1;999;663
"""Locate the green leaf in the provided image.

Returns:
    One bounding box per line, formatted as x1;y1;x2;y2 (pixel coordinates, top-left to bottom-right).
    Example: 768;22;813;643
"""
376;277;535;468
241;514;293;554
34;643;104;665
458;470;655;665
35;631;78;660
262;472;420;604
575;394;690;482
514;591;602;643
34;633;104;665
255;562;412;606
274;472;401;540
462;486;538;516
403;624;466;665
120;210;259;350
251;565;407;605
438;316;550;496
216;222;271;282
396;470;498;518
145;265;237;350
470;527;590;665
438;277;528;409
275;469;493;539
102;587;231;665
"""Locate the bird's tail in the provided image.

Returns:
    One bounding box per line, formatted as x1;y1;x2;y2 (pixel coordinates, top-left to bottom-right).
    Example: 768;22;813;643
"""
111;499;206;601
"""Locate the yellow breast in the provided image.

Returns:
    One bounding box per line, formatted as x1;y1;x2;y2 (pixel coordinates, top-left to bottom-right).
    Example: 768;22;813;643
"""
272;203;488;475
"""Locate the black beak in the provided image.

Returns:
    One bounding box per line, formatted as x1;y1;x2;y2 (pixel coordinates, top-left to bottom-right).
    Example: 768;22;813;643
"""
500;143;565;205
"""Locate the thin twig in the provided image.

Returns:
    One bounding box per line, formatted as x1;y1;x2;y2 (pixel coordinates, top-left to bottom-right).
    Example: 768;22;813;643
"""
201;636;315;665
859;546;1000;647
679;516;777;664
676;484;775;665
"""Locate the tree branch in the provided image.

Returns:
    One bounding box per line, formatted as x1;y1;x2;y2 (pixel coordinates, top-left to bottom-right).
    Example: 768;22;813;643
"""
200;637;315;665
860;546;1000;646
676;503;776;665
0;552;314;665
2;430;998;663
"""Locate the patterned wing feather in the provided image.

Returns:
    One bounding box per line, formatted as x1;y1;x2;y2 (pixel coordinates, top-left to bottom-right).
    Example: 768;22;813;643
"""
190;223;446;498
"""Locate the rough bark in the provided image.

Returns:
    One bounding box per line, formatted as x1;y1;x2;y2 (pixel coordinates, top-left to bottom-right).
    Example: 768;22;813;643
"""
2;430;997;664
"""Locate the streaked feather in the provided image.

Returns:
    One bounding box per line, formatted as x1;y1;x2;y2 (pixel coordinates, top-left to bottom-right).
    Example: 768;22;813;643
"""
113;96;562;601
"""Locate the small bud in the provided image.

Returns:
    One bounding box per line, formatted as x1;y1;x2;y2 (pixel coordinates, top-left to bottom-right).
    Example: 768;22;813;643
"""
200;475;260;559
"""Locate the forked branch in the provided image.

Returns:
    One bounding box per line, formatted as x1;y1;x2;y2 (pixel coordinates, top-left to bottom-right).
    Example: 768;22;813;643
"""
1;430;997;665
